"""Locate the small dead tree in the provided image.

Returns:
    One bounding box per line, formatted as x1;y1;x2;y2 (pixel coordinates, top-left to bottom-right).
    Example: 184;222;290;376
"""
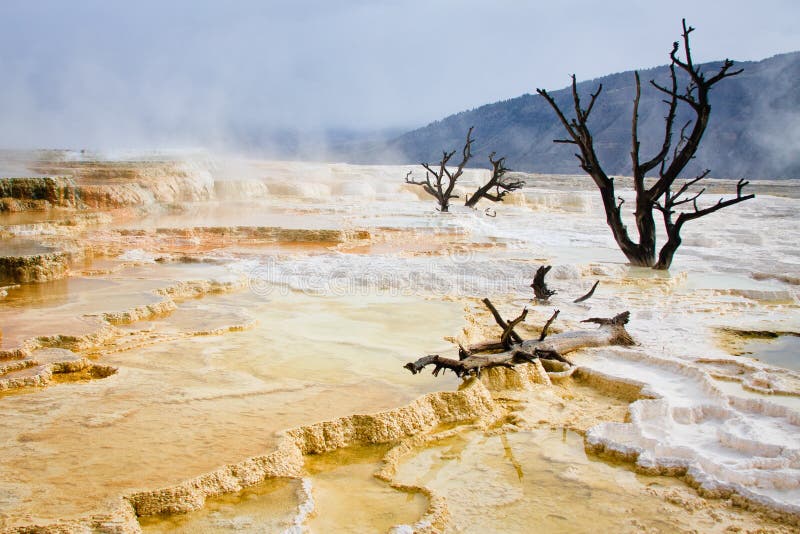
536;19;754;269
406;127;523;212
465;153;526;208
406;127;474;212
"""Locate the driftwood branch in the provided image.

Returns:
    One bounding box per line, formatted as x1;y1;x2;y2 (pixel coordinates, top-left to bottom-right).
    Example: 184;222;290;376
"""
573;280;599;303
533;348;572;364
581;311;630;326
405;305;634;379
531;265;557;301
501;307;528;348
481;298;524;343
404;355;479;378
538;309;560;341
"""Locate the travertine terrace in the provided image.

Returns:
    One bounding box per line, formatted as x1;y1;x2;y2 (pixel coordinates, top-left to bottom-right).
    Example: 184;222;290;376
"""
1;151;798;533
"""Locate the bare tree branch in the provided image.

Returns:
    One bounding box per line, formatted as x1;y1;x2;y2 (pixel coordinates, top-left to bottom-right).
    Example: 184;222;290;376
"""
573;281;600;304
639;65;679;175
538;309;560;341
482;298;524;344
501;308;528;348
675;179;754;224
581;311;630;326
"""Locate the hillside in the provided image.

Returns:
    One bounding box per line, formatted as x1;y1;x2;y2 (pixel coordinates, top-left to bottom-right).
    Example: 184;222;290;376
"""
349;52;800;179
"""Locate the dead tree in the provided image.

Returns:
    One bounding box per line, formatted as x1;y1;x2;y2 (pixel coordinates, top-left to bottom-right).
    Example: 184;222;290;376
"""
536;19;754;270
406;127;474;212
465;153;525;208
404;299;633;378
406;128;523;212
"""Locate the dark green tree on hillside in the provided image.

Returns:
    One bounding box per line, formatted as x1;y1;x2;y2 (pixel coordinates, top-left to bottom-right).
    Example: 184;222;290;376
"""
537;19;754;269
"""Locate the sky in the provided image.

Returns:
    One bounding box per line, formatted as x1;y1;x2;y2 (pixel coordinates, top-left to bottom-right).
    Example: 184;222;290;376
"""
0;0;798;150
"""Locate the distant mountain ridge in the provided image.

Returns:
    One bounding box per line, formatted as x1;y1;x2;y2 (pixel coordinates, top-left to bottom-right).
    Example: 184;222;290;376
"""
347;51;800;179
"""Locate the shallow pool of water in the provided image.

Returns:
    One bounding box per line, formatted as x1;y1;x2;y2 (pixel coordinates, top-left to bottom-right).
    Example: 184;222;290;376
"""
139;477;301;533
115;202;345;231
0;289;463;523
0;237;54;257
742;334;800;371
303;445;427;533
394;428;738;533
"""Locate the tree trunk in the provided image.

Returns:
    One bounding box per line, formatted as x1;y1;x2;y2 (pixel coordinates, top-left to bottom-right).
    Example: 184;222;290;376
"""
633;198;657;264
597;186;656;267
621;245;656;267
464;186;488;208
654;232;681;270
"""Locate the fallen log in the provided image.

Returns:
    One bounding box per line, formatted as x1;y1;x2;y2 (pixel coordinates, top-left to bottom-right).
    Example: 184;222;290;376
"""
404;299;633;378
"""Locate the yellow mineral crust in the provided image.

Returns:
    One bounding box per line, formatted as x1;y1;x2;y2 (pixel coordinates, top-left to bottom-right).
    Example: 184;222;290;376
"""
127;378;499;517
0;278;246;392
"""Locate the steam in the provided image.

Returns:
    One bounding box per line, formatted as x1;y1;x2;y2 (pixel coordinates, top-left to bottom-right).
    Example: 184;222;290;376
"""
746;54;800;178
0;1;797;157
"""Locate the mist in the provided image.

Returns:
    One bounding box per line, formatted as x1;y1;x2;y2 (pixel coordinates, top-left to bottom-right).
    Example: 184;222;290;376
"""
0;0;798;153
